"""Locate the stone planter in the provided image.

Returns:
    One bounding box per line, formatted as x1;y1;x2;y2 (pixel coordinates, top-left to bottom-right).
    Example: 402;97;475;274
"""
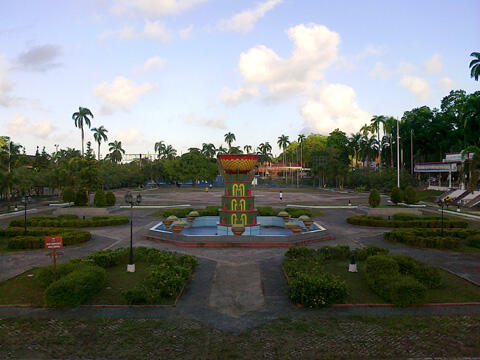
299;215;313;229
277;211;290;222
171;221;187;234
231;224;245;236
187;211;199;223
163;215;178;228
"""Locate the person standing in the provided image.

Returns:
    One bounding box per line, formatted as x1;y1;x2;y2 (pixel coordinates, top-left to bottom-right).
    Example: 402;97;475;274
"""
279;191;283;201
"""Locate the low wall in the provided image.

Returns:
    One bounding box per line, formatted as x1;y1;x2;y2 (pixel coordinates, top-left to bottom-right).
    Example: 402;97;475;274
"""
367;208;421;217
53;207;111;217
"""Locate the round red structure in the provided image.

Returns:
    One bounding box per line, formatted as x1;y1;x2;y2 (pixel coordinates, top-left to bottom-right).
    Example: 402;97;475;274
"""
218;154;258;174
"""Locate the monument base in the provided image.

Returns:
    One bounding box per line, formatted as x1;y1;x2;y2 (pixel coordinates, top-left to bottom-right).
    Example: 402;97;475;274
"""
217;225;260;236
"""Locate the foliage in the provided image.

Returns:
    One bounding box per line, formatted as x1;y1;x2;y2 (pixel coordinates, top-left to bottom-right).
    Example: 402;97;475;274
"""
390;187;403;204
403;186;417;204
347;168;416;192
285;208;312;218
62;187;75;203
347;215;468;228
10;216;129;228
256;206;277;216
75;189;88;206
198;206;221;216
466;234;480;248
105;191;116;206
93;189;106;207
368;189;380;207
3;228;91;250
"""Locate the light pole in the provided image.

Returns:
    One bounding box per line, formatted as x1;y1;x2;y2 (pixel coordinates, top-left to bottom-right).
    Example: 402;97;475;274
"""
410;129;414;174
23;194;32;234
124;191;142;273
397;118;400;188
437;199;445;237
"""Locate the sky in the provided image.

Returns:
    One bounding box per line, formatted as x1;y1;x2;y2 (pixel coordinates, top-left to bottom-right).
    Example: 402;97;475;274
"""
0;0;478;156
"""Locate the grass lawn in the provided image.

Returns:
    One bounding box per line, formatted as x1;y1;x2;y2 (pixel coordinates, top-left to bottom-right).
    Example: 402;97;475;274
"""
0;261;175;306
323;260;480;304
1;316;479;359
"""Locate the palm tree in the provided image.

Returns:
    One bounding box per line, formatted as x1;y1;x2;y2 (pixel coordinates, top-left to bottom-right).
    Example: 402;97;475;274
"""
243;145;252;154
163;145;177;159
470;52;480;81
154;141;165;158
107;140;125;163
91;126;108;161
224;132;236;149
277;135;290;180
370;115;385;168
257;142;273;166
72;107;94;156
297;134;306;169
202;143;216;158
228;146;243;154
348;133;362;169
383;116;397;167
359;124;372;137
217;145;228;155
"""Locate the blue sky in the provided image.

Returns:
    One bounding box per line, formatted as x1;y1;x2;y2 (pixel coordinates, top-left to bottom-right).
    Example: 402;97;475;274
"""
0;0;478;156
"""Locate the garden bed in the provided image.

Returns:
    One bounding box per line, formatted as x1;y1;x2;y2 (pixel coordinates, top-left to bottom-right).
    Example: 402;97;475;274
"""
347;214;468;228
0;247;197;306
283;246;480;308
10;214;129;228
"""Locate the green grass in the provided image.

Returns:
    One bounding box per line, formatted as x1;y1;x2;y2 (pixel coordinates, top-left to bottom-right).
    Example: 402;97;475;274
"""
416;189;443;202
323;260;480;304
0;261;175;306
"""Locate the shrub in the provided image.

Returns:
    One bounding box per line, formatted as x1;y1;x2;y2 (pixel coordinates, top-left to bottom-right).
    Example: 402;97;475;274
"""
285;208;313;218
391;187;403;204
5;229;91;250
44;265;106;306
160;208;192;218
94;189;107;207
347;215;468;229
75;189;88;206
466;234;480;248
390;254;442;288
351;246;389;261
198;206;220;216
37;262;85;288
404;186;417;204
10;216;129;228
317;245;350;260
87;250;120;268
7;236;43;250
389;275;427;306
256;206;277;216
384;229;464;249
122;287;148;305
368;189;381;208
365;255;399;279
105;192;116;206
287;272;347;308
62;187;75;203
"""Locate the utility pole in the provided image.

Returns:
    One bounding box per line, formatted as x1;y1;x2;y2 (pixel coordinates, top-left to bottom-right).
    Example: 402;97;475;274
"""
397;118;400;188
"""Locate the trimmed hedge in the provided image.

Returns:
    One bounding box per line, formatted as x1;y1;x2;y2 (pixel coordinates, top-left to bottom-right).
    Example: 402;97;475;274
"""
347;215;468;228
94;189;106;207
3;228;91;250
404;186;417;204
466;234;480;249
62;187;75;203
75;189;88;206
44;265;106;307
383;228;480;250
369;189;380;208
257;206;277;216
10;215;129;228
285;208;313;218
391;187;403;204
105;191;116;206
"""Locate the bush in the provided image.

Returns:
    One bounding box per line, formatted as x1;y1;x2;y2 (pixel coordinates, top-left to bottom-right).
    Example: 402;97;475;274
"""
10;216;129;228
7;236;43;250
287;272;347;308
466;234;480;248
390;254;442;288
44;265;106;306
368;189;381;208
105;192;116;206
404;186;417;204
389;275;427;306
87;250;120;268
285;208;312;218
351;246;389;261
317;245;350;260
365;255;399;279
5;228;91;250
37;262;85;288
384;229;464;249
62;187;75;203
75;189;88;206
198;206;220;216
347;215;468;229
391;187;403;204
122;287;148;305
94;189;107;207
160;208;192;218
256;206;277;216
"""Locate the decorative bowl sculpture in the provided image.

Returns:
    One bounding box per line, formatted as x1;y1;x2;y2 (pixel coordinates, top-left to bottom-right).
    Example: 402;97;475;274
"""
217;154;258;174
163;215;178;228
291;226;302;234
277;211;290;221
285;221;301;234
187;210;200;222
171;220;187;233
231;223;245;236
299;215;313;229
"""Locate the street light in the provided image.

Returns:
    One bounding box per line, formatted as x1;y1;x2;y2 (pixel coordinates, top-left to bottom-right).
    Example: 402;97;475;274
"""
437;199;445;237
23;194;32;234
124;191;142;273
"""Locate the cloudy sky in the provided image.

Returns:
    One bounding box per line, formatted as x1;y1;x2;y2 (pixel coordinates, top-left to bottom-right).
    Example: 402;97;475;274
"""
0;0;478;156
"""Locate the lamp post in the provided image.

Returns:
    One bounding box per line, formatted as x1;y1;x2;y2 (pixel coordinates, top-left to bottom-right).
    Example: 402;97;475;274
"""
437;199;445;237
23;194;32;234
124;191;142;273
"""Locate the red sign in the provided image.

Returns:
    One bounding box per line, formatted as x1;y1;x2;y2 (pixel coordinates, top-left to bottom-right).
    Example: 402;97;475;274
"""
45;236;63;249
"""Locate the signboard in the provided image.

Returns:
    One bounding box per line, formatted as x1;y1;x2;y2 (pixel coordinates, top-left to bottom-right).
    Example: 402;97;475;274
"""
414;163;457;173
44;236;63;249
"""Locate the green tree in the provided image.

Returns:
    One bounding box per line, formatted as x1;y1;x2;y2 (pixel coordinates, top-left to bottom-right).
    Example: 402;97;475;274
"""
243;144;252;154
154;141;165;158
163;145;177;159
224;132;236;149
368;189;380;208
470;52;480;81
91;126;108;161
370;115;385;167
404;185;417;204
257;142;272;163
72;107;94;156
391;187;403;204
201;143;216;158
107;141;125;163
277;134;290;180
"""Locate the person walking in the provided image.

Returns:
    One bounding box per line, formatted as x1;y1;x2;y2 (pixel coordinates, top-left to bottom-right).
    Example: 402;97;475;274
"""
279;191;283;201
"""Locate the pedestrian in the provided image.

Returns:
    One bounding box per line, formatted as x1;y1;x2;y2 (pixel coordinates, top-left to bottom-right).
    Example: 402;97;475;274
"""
279;191;283;201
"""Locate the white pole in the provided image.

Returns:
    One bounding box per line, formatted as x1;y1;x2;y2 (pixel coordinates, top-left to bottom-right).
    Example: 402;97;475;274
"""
397;118;400;188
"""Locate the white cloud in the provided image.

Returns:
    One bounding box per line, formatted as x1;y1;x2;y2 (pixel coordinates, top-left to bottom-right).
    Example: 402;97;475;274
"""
16;44;63;72
0;55;14;106
143;20;170;41
182;113;227;129
179;24;193;39
6;113;55;138
97;26;136;41
94;76;155;114
398;62;417;74
116;127;144;145
218;0;282;33
221;86;259;105
424;53;443;74
355;44;385;60
400;75;430;100
369;61;393;80
438;77;456;90
141;56;166;72
111;0;207;17
98;21;170;42
301;83;371;135
226;23;339;102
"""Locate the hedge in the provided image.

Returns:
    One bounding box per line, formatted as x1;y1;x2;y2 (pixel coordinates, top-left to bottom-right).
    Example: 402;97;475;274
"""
347;215;468;228
368;189;380;208
62;187;75;203
285;208;312;218
94;189;106;207
105;192;116;206
383;228;480;250
75;189;88;206
257;206;277;216
10;215;129;228
466;234;480;249
44;265;106;307
3;228;91;250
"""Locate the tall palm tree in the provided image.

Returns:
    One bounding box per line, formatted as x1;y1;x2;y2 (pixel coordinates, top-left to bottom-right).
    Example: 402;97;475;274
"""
257;142;272;164
91;126;108;161
217;145;228;155
228;146;242;154
107;140;125;163
224;132;236;149
154;141;165;158
470;52;480;81
277;135;290;181
243;144;252;154
202;143;216;158
370;115;385;168
72;107;94;156
348;133;362;169
297;134;306;169
359;124;372;137
383;116;397;167
163;145;177;159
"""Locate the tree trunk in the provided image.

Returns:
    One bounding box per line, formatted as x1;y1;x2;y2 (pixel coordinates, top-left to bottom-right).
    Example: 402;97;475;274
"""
98;142;101;161
81;127;84;156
